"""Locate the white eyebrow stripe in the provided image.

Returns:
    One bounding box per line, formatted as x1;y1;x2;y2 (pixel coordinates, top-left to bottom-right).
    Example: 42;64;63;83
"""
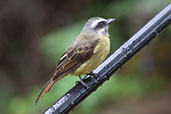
90;19;106;28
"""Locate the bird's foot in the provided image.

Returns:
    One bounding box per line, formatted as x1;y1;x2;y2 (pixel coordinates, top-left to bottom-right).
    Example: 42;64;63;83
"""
86;72;98;78
78;76;89;88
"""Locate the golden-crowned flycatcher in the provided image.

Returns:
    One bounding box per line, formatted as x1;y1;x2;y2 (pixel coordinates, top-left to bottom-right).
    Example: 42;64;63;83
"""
35;17;115;104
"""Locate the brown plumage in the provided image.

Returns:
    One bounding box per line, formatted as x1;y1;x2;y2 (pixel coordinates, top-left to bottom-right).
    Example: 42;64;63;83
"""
35;17;115;104
35;40;99;104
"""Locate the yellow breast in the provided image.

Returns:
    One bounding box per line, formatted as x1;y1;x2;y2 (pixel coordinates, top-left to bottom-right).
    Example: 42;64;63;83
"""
71;35;110;76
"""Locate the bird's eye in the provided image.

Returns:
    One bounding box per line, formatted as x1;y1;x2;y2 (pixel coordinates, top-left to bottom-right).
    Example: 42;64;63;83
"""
94;21;106;30
98;21;105;27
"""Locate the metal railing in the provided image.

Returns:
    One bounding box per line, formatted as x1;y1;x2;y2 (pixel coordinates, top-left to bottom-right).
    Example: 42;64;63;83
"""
44;3;171;114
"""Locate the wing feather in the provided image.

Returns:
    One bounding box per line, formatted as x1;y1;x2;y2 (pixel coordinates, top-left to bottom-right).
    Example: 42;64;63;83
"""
53;39;99;80
35;39;99;104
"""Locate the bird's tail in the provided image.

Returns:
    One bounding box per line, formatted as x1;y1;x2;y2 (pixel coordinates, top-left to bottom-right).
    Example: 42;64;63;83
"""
35;79;55;104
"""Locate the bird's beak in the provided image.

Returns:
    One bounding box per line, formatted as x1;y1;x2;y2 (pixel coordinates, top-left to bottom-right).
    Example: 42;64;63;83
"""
106;18;115;25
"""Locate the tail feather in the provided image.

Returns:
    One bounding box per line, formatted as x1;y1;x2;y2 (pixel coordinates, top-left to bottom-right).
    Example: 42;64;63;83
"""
35;79;55;104
35;70;70;104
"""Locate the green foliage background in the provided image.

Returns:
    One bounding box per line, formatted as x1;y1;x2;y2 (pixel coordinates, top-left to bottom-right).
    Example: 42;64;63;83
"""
0;0;170;114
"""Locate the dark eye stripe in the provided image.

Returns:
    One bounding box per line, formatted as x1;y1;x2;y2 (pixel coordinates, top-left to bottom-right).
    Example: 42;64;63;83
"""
95;21;106;29
98;21;105;26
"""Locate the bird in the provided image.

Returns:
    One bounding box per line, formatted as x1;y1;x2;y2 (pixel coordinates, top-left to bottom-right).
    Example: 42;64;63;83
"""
35;17;115;104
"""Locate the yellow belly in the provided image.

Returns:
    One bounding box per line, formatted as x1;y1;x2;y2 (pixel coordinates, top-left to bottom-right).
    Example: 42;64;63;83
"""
71;36;110;76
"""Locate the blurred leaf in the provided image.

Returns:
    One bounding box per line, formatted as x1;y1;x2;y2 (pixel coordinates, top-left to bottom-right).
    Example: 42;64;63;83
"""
8;97;28;114
40;22;84;65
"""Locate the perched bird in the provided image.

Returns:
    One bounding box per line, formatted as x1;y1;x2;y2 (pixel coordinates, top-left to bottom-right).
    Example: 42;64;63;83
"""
35;17;115;104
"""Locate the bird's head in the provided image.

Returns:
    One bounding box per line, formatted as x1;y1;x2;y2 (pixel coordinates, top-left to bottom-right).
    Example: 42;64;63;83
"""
82;17;115;36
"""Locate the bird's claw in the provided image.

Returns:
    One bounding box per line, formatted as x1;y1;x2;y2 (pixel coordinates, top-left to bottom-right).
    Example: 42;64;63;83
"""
86;72;98;78
78;76;89;88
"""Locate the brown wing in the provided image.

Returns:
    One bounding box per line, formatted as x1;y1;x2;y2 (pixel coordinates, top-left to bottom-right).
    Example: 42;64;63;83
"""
53;39;99;80
35;39;99;104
